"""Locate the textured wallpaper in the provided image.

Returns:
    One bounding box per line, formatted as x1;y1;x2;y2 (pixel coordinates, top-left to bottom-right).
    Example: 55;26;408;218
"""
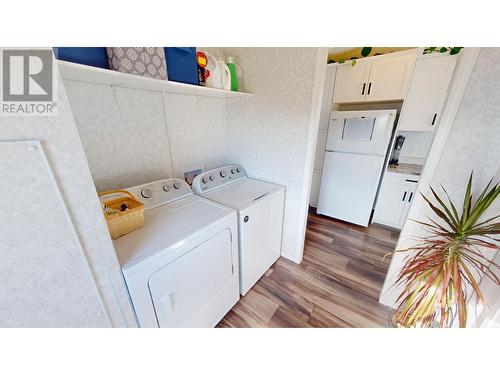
0;72;137;327
64;82;229;192
162;93;229;176
222;48;319;262
64;82;174;191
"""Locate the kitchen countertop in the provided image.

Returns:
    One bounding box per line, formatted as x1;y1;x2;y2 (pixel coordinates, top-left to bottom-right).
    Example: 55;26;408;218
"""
387;163;423;176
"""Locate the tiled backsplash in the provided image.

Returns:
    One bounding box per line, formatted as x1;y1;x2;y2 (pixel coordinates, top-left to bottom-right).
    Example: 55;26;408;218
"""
397;130;435;165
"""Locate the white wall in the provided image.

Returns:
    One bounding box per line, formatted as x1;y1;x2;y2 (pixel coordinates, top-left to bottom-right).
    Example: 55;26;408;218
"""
163;94;230;176
64;81;229;192
0;62;137;327
379;48;500;325
220;47;326;262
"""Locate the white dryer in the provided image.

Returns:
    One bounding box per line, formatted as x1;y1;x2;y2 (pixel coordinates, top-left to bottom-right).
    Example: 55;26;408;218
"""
111;178;239;327
192;165;285;295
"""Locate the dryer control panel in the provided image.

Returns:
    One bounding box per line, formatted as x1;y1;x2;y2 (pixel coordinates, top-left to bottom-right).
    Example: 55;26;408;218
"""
192;165;247;194
115;178;192;210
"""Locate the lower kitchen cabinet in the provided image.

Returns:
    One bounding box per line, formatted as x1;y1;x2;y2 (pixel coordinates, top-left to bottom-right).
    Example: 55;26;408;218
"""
373;172;419;229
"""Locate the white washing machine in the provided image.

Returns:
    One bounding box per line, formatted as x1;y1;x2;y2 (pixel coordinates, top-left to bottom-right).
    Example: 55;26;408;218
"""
192;165;285;295
111;178;239;327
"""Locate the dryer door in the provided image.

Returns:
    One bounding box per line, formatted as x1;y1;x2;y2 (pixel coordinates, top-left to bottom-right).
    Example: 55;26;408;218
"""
148;229;234;327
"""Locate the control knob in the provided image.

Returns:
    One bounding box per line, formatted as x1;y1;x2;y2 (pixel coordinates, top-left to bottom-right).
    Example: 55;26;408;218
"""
220;170;226;177
202;177;208;184
209;175;214;181
141;188;152;198
173;182;181;189
163;185;170;192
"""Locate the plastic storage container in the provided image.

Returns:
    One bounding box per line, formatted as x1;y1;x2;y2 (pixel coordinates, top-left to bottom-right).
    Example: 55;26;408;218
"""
106;47;168;80
53;47;109;69
226;56;238;91
164;47;198;85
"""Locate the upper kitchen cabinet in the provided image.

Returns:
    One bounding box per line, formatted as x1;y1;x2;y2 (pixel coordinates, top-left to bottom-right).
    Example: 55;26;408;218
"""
319;66;337;127
332;50;417;104
333;60;370;103
365;52;416;102
398;54;458;132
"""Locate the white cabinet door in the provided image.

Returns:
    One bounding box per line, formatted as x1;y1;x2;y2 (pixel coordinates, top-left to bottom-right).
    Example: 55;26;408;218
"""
365;52;416;102
319;66;336;128
333;60;371;103
398;54;457;131
314;129;328;169
373;182;409;229
373;173;420;229
309;169;322;207
400;181;417;226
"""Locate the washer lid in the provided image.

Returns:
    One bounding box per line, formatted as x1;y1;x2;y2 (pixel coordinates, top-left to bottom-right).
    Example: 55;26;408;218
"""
201;178;283;211
113;195;234;271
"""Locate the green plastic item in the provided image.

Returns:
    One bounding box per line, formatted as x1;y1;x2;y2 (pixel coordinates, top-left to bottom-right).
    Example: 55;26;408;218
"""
226;56;238;91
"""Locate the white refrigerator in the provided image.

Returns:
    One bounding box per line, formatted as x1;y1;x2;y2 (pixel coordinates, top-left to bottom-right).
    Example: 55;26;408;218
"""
317;110;396;226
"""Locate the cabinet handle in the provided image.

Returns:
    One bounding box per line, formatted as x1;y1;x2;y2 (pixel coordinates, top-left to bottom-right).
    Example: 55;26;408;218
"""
367;82;372;95
431;113;437;126
362;83;366;95
402;191;407;201
405;179;418;183
408;192;414;202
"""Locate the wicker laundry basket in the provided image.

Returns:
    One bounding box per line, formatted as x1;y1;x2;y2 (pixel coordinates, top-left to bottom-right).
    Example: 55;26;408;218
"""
98;189;144;239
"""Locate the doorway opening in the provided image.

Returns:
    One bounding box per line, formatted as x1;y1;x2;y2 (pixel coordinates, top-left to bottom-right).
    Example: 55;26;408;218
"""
301;47;480;322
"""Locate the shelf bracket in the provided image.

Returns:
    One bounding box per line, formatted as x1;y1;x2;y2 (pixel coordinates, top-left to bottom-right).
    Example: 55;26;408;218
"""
110;85;121;109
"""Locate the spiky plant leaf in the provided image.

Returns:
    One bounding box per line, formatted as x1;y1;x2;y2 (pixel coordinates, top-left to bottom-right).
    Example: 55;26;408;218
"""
393;173;500;328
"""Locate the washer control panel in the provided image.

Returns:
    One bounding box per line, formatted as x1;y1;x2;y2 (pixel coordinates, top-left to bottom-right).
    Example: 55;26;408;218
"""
192;165;247;194
120;178;192;210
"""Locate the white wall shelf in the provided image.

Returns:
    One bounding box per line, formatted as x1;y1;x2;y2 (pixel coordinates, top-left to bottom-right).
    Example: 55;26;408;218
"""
57;61;253;98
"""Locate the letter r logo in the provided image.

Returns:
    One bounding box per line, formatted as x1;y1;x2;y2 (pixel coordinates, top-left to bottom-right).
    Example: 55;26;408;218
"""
2;49;53;102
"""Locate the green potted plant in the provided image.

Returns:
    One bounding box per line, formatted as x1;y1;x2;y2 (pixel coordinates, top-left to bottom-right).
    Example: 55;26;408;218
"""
392;173;499;328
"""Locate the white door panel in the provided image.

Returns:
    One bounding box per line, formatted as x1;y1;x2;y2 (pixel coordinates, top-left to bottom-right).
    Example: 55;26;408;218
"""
373;173;419;229
319;67;336;129
365;52;416;102
317;152;385;226
372;183;409;229
400;183;417;227
148;229;234;327
239;189;284;295
314;129;328;169
309;169;322;207
333;61;371;103
398;54;457;132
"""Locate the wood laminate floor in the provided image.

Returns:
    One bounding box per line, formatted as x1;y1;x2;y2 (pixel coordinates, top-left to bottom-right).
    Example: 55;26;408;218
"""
217;208;400;328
